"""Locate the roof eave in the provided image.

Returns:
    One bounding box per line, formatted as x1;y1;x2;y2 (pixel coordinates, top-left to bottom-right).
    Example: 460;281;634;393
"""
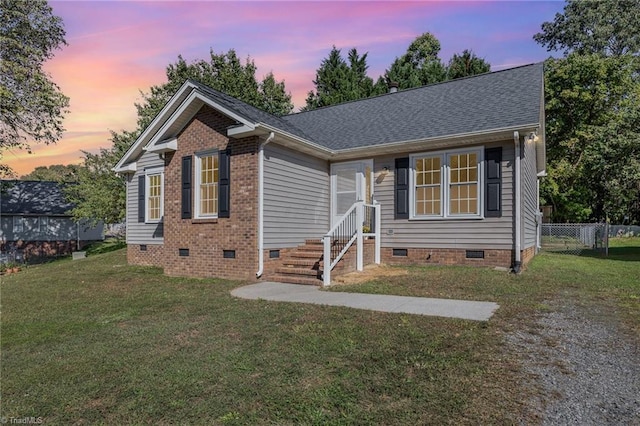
231;123;332;159
330;124;541;160
113;162;137;174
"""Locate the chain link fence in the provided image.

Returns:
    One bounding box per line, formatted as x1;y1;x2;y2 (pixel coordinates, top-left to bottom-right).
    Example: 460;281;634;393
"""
541;223;608;255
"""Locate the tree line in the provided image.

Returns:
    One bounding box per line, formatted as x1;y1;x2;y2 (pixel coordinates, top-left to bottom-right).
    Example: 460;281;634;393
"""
4;0;640;225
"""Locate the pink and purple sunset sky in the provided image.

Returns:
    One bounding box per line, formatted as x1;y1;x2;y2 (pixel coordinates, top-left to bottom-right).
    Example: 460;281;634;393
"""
7;0;564;176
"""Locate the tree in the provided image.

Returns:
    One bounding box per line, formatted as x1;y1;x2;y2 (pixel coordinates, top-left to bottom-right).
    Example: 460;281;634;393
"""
534;0;640;56
542;53;640;223
446;50;491;80
68;49;293;225
65;131;133;225
21;164;78;182
535;0;640;223
383;32;447;90
304;47;378;110
0;0;69;176
136;49;293;129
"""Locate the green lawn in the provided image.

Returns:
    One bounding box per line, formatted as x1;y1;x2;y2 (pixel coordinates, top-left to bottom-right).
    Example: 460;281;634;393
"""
1;239;638;424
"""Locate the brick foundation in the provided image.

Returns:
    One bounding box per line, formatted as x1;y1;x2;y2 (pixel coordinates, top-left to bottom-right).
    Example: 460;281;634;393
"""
381;247;514;268
127;244;164;267
521;245;537;266
1;240;90;262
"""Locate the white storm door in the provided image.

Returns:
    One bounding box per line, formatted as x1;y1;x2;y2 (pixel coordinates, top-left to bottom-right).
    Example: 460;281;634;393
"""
330;160;373;226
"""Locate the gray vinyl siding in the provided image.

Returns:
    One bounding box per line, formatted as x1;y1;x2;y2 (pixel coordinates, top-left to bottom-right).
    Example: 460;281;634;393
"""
126;151;164;245
263;143;329;248
521;137;539;249
373;141;515;250
0;216;103;242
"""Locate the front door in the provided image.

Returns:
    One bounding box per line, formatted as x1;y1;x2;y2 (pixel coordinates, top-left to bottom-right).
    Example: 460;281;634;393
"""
330;160;373;226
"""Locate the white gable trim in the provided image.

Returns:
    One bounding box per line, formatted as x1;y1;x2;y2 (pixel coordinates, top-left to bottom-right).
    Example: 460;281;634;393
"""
114;80;199;173
114;83;258;173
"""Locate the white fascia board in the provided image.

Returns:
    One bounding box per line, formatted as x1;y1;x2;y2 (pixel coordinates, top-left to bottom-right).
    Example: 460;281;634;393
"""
113;162;137;173
330;124;540;161
113;80;199;172
227;124;255;136
536;71;547;175
146;137;178;154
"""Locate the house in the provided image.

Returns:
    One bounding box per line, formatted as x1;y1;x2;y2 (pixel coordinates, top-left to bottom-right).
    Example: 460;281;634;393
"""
114;63;545;284
0;180;104;261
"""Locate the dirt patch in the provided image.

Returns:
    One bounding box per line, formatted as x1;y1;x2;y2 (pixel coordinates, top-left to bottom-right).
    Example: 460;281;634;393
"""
331;264;408;285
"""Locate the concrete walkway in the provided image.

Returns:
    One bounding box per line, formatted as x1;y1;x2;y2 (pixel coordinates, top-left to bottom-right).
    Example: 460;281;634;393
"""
231;282;499;321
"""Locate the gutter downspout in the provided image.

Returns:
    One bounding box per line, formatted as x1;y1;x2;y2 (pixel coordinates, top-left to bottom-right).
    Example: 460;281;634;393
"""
256;131;275;278
513;131;522;273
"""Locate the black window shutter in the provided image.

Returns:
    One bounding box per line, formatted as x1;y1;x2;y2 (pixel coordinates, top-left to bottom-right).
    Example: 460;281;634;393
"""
218;149;231;218
138;175;145;223
181;156;192;219
485;147;502;217
395;157;409;219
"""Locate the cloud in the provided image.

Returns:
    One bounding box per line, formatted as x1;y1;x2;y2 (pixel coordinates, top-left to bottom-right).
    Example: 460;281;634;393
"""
5;0;563;175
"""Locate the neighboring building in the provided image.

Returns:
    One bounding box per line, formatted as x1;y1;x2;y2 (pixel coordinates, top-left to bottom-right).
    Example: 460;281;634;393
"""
114;63;546;284
0;180;104;261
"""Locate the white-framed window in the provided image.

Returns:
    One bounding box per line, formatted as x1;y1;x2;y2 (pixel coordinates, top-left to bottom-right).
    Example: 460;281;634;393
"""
13;216;23;233
195;151;219;218
146;167;164;223
410;148;483;219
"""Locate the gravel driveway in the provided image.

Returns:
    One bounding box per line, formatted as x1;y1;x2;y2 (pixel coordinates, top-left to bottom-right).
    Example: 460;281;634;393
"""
508;302;640;425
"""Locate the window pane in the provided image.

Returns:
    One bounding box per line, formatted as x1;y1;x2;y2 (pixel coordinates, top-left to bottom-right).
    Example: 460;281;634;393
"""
414;155;441;216
337;192;355;214
470;167;477;181
198;154;219;216
336;169;356;192
448;151;479;216
147;173;162;221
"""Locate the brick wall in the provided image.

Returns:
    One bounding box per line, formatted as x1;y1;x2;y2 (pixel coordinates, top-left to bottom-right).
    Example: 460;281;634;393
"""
381;247;513;268
2;240;90;262
127;244;164;267
261;247;296;277
521;245;536;266
162;105;260;280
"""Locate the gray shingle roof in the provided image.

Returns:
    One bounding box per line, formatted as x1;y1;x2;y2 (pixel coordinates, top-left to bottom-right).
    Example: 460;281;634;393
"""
0;181;74;216
281;63;543;150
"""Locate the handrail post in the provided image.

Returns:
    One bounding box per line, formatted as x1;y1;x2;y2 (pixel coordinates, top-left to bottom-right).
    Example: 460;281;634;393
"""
323;234;331;286
374;202;381;264
356;202;363;271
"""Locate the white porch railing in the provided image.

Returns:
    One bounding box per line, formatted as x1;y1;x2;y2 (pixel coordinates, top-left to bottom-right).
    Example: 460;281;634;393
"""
323;201;381;286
